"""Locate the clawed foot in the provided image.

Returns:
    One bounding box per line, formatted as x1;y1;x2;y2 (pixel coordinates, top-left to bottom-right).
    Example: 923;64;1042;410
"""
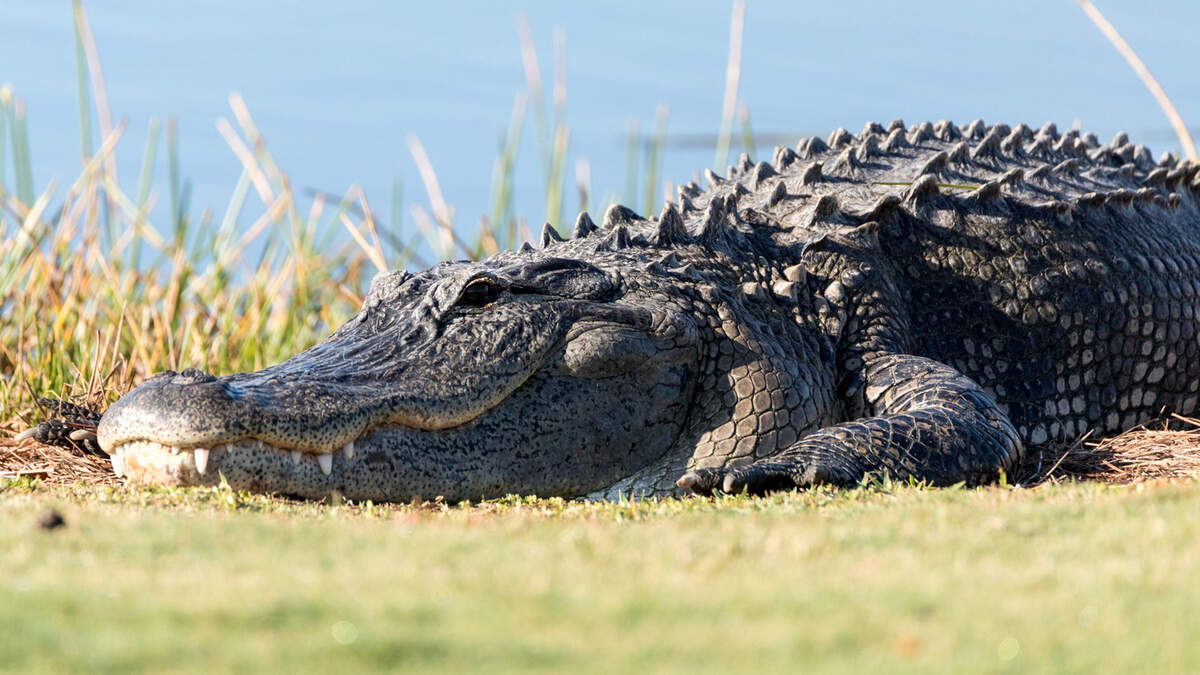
14;398;104;457
676;461;806;497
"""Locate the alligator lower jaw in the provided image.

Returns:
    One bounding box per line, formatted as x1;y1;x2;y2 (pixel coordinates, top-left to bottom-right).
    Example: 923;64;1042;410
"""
109;437;358;482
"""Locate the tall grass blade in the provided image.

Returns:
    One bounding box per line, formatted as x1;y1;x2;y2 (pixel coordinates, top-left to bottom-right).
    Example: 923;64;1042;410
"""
228;92;283;185
738;103;755;159
1075;0;1197;161
624;118;638;207
167;116;183;236
714;0;746;170
73;1;117;189
406;134;455;260
135;119;160;208
12;99;34;208
544;26;568;228
217;168;253;251
546;124;568;228
71;1;92;161
575;158;590;215
389;175;403;258
643;104;669;215
339;211;387;275
131;117;161;271
489;93;525;249
515;14;550;178
216;115;274;204
0;88;8;191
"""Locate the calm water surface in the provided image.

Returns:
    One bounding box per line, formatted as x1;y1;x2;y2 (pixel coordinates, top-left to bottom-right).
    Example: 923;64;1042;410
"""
2;1;1197;264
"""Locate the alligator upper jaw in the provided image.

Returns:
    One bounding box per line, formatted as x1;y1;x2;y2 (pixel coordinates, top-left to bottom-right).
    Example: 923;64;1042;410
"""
95;296;671;461
95;370;513;459
96;301;586;457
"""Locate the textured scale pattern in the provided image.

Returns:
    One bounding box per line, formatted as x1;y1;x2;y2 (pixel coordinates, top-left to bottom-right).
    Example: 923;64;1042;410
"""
668;119;1200;494
26;119;1200;502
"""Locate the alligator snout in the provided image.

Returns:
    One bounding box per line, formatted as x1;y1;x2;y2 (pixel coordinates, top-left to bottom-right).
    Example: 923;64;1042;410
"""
98;369;245;451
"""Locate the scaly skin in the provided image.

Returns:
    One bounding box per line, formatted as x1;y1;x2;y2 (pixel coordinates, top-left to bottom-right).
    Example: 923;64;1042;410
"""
24;119;1200;501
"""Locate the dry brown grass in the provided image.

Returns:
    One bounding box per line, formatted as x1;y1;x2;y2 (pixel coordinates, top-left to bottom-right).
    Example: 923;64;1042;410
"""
0;430;117;486
1015;416;1200;486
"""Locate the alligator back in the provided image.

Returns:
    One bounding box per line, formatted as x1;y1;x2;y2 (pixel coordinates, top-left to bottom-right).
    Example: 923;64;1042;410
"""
765;120;1200;446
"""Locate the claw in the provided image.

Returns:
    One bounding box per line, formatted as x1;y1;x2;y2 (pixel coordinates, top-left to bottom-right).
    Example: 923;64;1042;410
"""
675;468;728;496
722;474;741;494
675;472;700;490
68;429;97;443
721;463;803;495
14;427;37;441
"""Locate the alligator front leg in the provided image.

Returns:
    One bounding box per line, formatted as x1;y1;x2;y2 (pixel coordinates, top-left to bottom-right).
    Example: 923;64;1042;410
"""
15;397;105;456
677;354;1023;495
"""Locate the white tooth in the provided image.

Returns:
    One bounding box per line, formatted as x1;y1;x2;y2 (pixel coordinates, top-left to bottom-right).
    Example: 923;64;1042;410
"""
343;441;355;460
172;445;182;455
194;447;210;475
111;448;125;478
256;440;265;451
291;451;302;466
317;453;333;476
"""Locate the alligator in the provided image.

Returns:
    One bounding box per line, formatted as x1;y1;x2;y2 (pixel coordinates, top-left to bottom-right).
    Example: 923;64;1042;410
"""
19;119;1200;502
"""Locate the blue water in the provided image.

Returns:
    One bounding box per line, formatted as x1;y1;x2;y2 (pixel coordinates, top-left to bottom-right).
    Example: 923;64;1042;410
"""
2;1;1198;266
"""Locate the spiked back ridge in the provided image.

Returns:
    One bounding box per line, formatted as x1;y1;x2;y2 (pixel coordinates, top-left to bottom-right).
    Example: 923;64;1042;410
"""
525;121;1198;285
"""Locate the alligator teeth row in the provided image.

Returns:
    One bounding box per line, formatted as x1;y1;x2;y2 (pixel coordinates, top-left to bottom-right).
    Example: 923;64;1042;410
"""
110;439;357;477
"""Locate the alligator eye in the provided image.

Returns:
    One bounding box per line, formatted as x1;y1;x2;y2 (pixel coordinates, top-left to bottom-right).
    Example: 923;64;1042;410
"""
458;278;500;307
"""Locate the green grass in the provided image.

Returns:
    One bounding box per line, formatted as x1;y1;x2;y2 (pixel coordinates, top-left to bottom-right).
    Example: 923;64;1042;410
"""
1;478;1198;673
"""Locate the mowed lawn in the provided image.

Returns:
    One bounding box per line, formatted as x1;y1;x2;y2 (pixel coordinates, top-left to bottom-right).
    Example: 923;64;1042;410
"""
1;479;1197;674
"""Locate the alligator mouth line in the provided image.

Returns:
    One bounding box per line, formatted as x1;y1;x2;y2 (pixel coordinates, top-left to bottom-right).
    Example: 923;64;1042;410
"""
100;330;580;480
109;436;363;478
101;371;536;480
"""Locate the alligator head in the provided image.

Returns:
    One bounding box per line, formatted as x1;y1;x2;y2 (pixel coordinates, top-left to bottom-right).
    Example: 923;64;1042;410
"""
96;243;706;501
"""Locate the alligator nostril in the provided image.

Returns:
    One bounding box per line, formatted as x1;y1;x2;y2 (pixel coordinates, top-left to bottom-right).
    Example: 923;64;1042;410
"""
174;368;217;384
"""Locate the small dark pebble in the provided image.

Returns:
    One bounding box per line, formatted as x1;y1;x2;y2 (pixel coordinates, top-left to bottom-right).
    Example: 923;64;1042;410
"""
38;509;65;531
